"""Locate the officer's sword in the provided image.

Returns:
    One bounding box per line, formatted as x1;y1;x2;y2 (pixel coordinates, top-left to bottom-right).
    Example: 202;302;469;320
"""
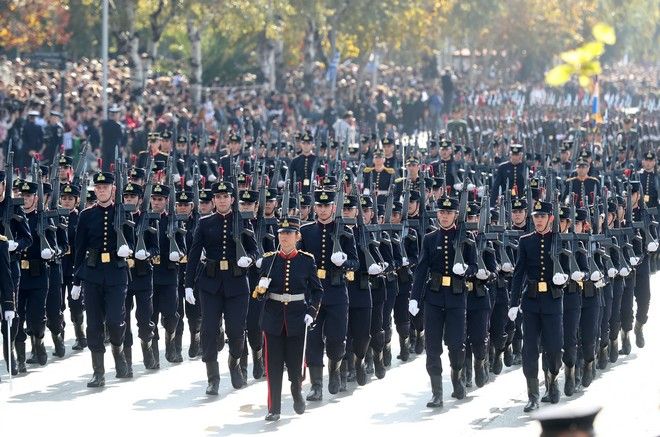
301;323;308;381
5;315;13;384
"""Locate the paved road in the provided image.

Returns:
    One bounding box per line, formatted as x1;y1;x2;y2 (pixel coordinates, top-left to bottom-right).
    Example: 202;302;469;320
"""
2;273;659;436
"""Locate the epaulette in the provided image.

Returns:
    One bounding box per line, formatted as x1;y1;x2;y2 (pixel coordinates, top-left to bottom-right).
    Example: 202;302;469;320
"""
363;167;374;173
81;204;96;213
588;176;599;181
263;251;276;258
385;167;395;174
157;151;169;156
200;213;215;220
0;235;7;242
395;177;405;183
299;250;315;259
566;177;576;182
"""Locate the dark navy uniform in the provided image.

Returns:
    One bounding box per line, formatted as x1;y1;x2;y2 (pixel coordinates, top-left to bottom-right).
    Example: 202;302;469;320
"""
289;153;319;193
0;236;16;376
62;198;86;350
564;176;600;203
393;224;418;362
490;159;526;205
176;207;202;361
46;213;68;357
363;166;395;194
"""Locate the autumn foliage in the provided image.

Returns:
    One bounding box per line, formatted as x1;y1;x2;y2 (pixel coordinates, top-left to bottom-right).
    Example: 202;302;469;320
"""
0;0;71;50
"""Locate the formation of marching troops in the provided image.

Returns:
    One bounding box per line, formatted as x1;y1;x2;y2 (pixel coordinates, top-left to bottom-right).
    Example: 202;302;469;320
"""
0;118;658;421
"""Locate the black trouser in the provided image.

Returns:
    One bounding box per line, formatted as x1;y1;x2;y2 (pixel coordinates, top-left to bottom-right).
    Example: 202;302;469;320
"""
522;311;562;378
598;284;613;348
175;284;202;338
199;290;248;362
264;330;304;414
609;277;624;340
83;281;127;353
634;258;651;325
562;306;581;367
382;281;398;345
466;307;490;361
578;303;599;363
370;299;385;353
46;265;64;336
124;288;155;347
16;285;49;343
489;300;508;352
63;275;85;324
394;279;411;339
306;303;348;366
346;307;371;360
424;302;465;376
152;284;179;340
244;296;264;351
620;271;636;332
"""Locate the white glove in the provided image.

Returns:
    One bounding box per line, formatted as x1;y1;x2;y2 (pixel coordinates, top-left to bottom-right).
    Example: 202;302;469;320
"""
135;249;149;260
590;271;603;282
619;267;630;277
4;310;15;325
258;277;272;289
277;180;285;188
647;241;659;252
501;262;513;273
255;257;263;268
331;251;347;266
41;248;54;260
552;272;568;286
201;249;207;261
508;306;520;321
408;299;420;316
117;244;131;258
571;271;585;282
237;256;252;268
595;279;606;289
186;179;193;187
363;188;371;196
477;186;485;197
452;263;467;276
304;314;314;327
453;182;464;191
368;263;383;275
207;174;217;182
185;287;196;305
401;257;410;266
71;285;82;300
629;256;640;266
476;269;489;280
8;240;18;252
467;183;476;191
169;251;182;262
607;267;618;278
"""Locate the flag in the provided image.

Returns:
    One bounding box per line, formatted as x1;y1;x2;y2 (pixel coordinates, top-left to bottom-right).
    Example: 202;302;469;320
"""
591;77;603;123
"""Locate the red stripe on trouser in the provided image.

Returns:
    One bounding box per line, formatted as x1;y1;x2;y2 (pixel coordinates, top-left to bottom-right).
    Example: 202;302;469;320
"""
264;331;271;410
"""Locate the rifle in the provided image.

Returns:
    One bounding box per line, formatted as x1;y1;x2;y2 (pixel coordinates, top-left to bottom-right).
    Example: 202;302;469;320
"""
453;180;475;267
134;155;159;255
165;155;186;256
255;163;276;256
114;147;135;250
350;170;381;268
71;141;89;188
232;160;254;260
79;173;89;211
551;193;567;279
33;164;57;254
2;146;24;241
475;194;497;272
332;163;355;255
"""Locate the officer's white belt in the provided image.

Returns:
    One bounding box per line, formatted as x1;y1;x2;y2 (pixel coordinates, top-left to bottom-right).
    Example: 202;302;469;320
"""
267;293;305;303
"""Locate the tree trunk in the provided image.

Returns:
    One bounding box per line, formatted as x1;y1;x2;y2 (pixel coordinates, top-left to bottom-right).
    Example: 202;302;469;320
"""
302;18;317;93
187;16;203;109
258;30;276;91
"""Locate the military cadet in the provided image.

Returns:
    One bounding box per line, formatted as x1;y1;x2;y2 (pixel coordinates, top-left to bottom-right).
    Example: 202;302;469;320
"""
253;216;323;421
299;189;358;401
122;182;158;373
289;131;318;194
604;200;626;364
487;207;509;375
407;190;428;355
43;111;64;163
128;167;147;186
565;159;600;202
219;134;248;178
71;171;133;387
1;233;16;380
363;149;395;195
639;151;658;273
60;184;87;351
381;137;399;170
17;181;56;368
299;194;312;222
137;133;169;169
0;171;33;373
430;140;461;190
490;144;527;206
393;155;422;197
101;106;126;171
508;200;567;412
198;188;214;215
184;180;258;395
150;183;186;363
409;196;477;408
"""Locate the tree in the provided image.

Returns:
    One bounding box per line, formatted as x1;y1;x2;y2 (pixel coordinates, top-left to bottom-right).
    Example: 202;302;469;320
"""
0;0;71;51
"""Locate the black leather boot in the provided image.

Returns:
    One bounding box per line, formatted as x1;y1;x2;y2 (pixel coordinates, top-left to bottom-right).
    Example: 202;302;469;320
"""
172;333;183;363
87;352;105;387
582;360;594;387
426;374;443;408
291;381;306;414
415;332;425;354
205;361;220;395
72;322;87;351
216;327;225;352
463;353;472;388
15;341;26;373
164;331;176;363
141;340;157;369
491;349;504;374
619;330;631;355
239;349;248;383
34;336;47;365
409;330;417;354
564;366;575;396
365;347;374;374
306;366;323;401
512;338;522;365
112;344;130;378
51;332;65;358
346;354;356;382
188;331;201;358
503;343;513;367
124;346;134;378
474;358;487;388
3;341;17;375
634;321;645;348
548;372;559;404
608;338;619;363
328;359;341;394
151;339;160;369
355;356;367;386
397;336;410;362
597;344;609;370
228;354;245;389
541;371;551;403
265;412;280;421
252;348;264;379
383;342;392;367
523;377;539;412
26;336;37;364
339;359;347;392
575;357;583;387
373;350;386;379
450;368;465;400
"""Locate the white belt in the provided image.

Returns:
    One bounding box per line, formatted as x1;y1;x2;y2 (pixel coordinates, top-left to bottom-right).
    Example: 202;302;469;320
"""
267;293;305;303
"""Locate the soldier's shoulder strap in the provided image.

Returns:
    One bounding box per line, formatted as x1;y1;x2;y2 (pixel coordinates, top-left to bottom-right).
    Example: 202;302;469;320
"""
298;250;315;259
395;177;405;183
263;251;277;258
363;167;374;173
385;167;395;174
0;234;7;242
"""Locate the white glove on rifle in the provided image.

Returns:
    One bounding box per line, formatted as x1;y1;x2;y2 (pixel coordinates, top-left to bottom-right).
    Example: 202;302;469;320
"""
4;310;15;326
71;285;82;300
607;267;618;278
453;182;464;191
401;257;410;266
508;306;520;321
8;240;18;252
135;249;149;261
476;269;489;280
331;252;347;266
590;271;604;282
200;249;207;261
277;180;285;188
647;241;659;252
185;288;196;305
41;248;54;260
501;262;513;273
237;256;252;268
571;271;585;282
368;263;383;275
408;299;420;316
258;277;272;289
466;183;476;191
552;273;568;286
629;256;640;266
452;263;467;276
304;314;314;327
595;279;606;289
117;245;131;258
619;267;630;277
169;251;182;262
255;257;263;269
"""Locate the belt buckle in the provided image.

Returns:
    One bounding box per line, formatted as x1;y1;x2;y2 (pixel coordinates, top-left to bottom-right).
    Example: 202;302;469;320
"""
101;252;111;263
220;260;229;271
303;178;310;186
466;281;474;292
317;268;326;279
180;255;187;264
345;271;354;281
644;194;650;203
127;259;135;268
538;281;548;292
20;260;29;270
281;294;291;303
442;276;451;286
152;255;160;265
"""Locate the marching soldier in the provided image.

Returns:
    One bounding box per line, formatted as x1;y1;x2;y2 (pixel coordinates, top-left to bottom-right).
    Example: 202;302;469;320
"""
253;216;323;421
363;149;395;195
1;234;16;379
430;140;461;190
564;159;600;202
289;131;318;193
490;144;527;206
71;171;133;387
